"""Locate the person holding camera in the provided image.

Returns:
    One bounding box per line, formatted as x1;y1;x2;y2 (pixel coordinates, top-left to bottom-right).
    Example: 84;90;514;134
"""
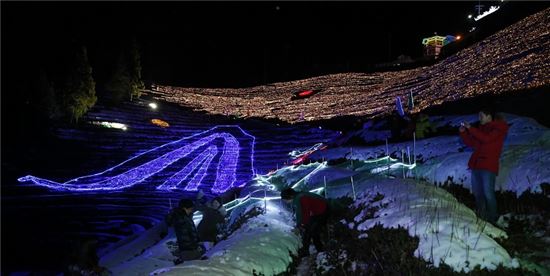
459;108;509;224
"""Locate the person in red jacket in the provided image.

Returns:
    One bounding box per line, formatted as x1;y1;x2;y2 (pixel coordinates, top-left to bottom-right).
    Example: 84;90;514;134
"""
459;108;509;224
281;188;329;257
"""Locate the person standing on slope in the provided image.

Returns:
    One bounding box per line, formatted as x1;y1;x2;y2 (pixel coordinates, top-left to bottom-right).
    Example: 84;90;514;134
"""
459;108;509;224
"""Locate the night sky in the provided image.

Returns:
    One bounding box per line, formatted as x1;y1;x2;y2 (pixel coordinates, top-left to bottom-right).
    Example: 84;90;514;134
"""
2;1;547;89
1;4;549;272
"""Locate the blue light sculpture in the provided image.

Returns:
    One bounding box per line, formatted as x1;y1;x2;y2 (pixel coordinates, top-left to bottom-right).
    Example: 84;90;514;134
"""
18;126;256;194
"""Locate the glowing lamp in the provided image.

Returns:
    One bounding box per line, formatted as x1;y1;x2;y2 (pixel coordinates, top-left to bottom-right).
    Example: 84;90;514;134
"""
291;89;321;100
149;103;158;109
151;119;170;128
299;90;314;97
91;121;128;131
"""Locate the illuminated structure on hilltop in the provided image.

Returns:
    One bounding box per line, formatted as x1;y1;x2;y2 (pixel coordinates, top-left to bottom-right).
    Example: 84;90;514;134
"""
422;35;458;58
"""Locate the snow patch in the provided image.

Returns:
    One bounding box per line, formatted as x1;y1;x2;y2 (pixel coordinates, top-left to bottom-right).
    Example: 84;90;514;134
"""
351;178;519;273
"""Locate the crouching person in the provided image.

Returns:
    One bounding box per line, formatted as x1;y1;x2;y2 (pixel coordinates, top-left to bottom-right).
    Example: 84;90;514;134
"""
195;191;227;250
281;188;329;257
165;199;205;264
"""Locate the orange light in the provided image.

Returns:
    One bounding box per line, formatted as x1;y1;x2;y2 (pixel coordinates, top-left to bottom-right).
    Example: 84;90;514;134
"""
456;35;461;40
151;119;170;128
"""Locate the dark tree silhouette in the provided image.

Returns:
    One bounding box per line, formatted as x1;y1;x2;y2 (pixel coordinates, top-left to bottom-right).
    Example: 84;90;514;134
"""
107;39;144;103
128;39;145;101
38;70;61;120
106;53;132;104
61;46;97;123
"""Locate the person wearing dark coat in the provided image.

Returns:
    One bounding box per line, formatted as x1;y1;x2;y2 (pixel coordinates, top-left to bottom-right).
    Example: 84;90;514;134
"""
165;198;204;263
281;188;329;257
195;194;227;245
459;109;509;224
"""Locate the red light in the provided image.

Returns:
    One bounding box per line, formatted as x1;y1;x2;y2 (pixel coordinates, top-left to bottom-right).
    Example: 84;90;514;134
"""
291;156;305;165
298;90;314;97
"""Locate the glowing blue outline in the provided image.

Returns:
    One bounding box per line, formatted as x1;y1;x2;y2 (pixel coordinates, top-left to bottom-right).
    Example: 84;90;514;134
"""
18;125;256;194
156;145;218;191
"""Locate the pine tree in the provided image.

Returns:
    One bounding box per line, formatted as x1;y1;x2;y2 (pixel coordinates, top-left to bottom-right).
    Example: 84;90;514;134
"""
107;53;132;104
38;70;60;120
128;39;145;101
61;46;97;123
107;39;144;103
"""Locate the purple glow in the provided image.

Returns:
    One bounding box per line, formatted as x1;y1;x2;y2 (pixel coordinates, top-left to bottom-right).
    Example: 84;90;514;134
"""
212;134;239;193
185;146;217;191
18;125;256;194
157;145;218;191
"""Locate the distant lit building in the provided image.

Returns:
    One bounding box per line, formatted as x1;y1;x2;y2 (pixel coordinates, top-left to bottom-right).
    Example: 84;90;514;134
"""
422;34;458;58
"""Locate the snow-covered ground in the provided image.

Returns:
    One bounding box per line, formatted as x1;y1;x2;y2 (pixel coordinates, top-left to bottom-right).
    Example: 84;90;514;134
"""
100;199;300;276
346;178;518;272
102;113;549;275
311;113;550;195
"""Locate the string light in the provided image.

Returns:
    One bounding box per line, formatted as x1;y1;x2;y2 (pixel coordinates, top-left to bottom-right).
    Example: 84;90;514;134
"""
149;9;548;123
151;119;170;128
370;162;416;174
474;6;500;21
18;126;256;194
90;121;128;131
157;145;218;191
289;143;324;158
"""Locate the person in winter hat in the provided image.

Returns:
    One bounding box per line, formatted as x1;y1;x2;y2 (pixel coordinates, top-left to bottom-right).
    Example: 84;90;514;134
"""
459;108;509;224
195;190;227;250
165;198;205;264
281;187;329;257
